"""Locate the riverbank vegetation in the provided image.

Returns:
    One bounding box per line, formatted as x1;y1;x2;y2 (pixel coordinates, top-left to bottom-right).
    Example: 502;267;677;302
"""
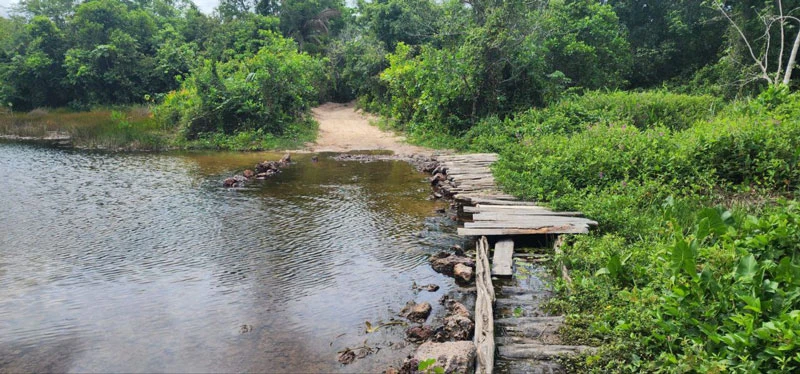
2;0;800;371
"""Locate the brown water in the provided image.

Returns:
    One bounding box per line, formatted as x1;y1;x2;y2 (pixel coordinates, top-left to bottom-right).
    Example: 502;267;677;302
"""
0;143;457;373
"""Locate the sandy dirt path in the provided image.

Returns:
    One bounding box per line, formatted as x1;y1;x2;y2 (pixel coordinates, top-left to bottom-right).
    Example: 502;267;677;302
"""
307;102;432;156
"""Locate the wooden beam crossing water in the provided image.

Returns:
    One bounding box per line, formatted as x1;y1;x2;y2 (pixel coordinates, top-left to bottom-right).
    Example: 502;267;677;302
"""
433;153;596;373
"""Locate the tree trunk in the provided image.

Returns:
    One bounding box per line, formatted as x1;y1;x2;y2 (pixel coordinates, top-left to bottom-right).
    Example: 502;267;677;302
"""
782;28;800;85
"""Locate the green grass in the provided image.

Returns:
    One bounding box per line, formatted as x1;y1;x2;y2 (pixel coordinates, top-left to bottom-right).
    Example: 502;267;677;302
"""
0;106;169;150
0;107;318;151
176;117;318;151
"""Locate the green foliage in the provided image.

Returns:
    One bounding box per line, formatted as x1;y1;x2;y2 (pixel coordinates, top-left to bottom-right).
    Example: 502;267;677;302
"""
454;90;800;372
368;0;633;140
177;119;317;151
279;0;345;54
326;30;387;102
609;0;727;88
357;0;442;51
417;358;444;374
0;106;169;150
156;31;325;140
543;0;632;89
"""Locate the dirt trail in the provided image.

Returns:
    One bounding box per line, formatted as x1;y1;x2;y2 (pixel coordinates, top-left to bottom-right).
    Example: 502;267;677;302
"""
307;102;432;156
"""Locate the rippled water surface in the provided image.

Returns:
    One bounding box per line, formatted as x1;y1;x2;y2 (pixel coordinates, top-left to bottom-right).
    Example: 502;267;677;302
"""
0;143;454;373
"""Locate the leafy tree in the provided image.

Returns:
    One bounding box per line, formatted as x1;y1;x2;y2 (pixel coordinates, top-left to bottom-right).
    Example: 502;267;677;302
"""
63;0;158;105
158;31;326;138
1;16;69;109
255;0;279;16
544;0;631;90
201;14;280;61
710;0;800;88
12;0;77;27
326;29;387;102
356;0;442;51
279;0;345;53
217;0;257;20
610;0;726;87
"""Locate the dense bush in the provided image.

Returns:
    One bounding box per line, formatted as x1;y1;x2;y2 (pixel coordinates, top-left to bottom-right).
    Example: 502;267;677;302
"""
156;32;325;140
469;90;800;372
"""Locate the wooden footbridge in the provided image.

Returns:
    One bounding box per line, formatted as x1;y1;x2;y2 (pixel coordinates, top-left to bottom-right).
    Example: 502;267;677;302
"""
433;153;597;374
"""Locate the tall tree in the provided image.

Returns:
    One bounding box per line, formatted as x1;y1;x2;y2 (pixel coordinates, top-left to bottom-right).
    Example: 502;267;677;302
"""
711;0;800;88
610;0;726;87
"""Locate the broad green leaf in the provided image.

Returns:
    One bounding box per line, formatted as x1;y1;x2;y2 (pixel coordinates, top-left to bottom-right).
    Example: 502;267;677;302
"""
735;254;758;283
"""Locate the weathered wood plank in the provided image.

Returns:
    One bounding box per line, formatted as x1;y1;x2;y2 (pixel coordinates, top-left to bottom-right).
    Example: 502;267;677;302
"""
438;153;498;160
464;218;598;229
472;212;585;219
461;198;541;206
497;344;596;361
456;194;519;201
458;225;590;236
475;236;495;374
491;239;514;277
474;204;549;210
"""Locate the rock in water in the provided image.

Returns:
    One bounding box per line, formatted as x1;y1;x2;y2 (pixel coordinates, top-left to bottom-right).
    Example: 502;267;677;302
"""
401;301;432;323
405;325;433;343
430;252;474;277
439;314;474;341
412;341;476;374
223;177;237;187
453;263;474;284
444;300;471;318
337;349;356;365
243;169;254;178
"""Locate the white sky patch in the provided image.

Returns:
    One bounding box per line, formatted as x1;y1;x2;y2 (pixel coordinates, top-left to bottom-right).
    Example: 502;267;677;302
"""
193;0;218;14
0;0;14;17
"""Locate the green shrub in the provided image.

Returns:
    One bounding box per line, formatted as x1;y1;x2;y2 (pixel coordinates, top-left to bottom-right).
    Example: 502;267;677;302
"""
157;31;326;140
575;91;721;131
457;90;800;372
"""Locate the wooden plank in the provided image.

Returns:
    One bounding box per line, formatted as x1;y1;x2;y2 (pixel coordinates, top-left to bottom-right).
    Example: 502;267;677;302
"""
475;236;495;374
472;214;584;222
472;211;585;219
465;216;596;224
497;344;596;361
458;225;590;236
492;239;514;277
465;216;594;224
454;179;497;185
474;204;549;210
462;198;540;206
464;219;598;229
448;173;494;179
438;153;498;160
456;194;520;202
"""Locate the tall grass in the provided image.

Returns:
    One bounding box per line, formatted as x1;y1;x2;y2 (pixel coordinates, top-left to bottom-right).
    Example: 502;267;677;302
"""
0;106;318;151
0;106;170;150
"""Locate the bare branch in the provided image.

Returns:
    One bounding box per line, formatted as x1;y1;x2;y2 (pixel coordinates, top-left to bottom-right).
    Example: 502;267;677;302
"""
715;0;773;84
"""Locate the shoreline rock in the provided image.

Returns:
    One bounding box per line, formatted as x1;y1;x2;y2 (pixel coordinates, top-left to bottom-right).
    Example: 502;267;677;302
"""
223;153;292;187
400;301;432;323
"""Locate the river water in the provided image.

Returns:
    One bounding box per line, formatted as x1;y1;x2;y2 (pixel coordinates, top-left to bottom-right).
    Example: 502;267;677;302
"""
0;143;457;373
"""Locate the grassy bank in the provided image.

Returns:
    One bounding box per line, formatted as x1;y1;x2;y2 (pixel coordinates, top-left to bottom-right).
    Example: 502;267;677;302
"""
385;88;800;372
0;107;317;151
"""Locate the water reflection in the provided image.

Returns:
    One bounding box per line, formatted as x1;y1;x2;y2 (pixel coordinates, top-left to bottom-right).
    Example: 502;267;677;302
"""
0;144;453;373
